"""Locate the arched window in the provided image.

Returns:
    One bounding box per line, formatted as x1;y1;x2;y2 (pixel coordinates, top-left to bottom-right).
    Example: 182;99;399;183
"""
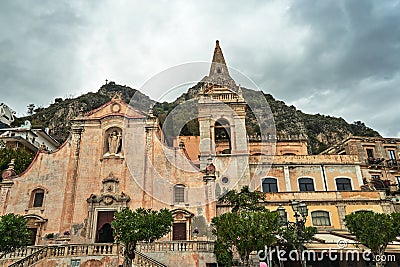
298;178;315;192
174;184;185;203
30;189;45;208
311;211;331;226
262;178;278;193
336;178;352;191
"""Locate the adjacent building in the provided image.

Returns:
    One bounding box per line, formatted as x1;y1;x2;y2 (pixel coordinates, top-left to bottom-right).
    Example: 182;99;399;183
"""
0;120;60;153
0;103;15;129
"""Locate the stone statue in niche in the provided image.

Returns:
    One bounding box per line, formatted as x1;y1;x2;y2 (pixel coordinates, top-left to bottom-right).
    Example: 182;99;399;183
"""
108;130;122;155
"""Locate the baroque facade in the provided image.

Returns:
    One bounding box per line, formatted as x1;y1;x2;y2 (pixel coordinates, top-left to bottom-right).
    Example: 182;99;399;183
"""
1;41;400;267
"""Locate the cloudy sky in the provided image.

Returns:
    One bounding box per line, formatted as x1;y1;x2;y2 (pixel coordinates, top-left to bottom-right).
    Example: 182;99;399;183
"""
1;0;399;137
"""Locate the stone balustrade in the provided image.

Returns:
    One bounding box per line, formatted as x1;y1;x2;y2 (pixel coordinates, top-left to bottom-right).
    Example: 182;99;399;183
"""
2;246;45;260
8;247;48;267
48;243;119;257
4;241;215;267
7;243;121;267
249;154;361;165
136;241;215;253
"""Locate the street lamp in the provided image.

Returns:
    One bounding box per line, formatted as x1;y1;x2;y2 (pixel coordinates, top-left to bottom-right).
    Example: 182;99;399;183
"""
277;204;287;225
291;200;299;213
277;201;309;267
298;203;308;218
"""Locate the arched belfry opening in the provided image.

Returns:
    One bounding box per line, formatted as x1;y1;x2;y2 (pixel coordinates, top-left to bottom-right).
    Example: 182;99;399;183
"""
214;119;231;154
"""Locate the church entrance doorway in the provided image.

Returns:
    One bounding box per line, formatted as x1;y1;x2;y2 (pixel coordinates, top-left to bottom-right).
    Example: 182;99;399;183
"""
27;228;37;245
172;222;187;240
96;211;115;243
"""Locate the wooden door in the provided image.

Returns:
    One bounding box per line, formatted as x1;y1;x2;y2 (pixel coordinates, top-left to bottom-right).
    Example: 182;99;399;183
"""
172;223;186;240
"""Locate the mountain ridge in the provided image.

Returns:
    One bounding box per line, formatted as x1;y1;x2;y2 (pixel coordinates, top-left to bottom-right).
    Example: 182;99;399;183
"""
13;82;380;154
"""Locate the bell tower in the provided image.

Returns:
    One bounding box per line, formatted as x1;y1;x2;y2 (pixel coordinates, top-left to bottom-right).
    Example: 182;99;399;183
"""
198;41;250;189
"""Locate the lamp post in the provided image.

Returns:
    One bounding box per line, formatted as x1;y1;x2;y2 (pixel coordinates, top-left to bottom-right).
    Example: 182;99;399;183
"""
277;201;309;267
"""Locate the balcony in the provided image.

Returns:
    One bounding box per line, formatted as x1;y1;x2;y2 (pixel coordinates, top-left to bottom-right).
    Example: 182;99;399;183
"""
366;157;385;168
365;157;400;170
369;178;400;195
387;159;399;169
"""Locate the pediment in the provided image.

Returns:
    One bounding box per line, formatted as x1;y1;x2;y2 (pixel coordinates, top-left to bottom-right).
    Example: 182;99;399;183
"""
172;208;194;219
85;99;146;119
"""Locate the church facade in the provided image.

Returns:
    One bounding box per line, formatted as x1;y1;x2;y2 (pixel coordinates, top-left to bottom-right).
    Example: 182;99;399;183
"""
1;41;400;266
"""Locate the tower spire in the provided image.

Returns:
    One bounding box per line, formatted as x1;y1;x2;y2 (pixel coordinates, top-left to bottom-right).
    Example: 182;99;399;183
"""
211;40;228;69
203;40;236;89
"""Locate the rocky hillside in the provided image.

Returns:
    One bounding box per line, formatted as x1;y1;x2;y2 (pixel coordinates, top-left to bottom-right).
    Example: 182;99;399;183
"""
14;82;380;154
165;84;380;153
12;82;155;143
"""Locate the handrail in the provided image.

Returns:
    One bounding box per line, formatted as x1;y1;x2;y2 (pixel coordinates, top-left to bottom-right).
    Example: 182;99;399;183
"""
134;250;167;267
8;247;48;267
1;246;46;260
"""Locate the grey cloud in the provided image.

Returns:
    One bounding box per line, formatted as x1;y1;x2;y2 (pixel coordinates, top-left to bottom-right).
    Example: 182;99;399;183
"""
0;0;88;112
259;0;400;136
0;0;399;137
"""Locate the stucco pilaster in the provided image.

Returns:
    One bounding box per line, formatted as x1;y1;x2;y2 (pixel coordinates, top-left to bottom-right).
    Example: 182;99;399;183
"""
60;123;84;232
284;166;291;191
0;181;13;215
336;203;347;229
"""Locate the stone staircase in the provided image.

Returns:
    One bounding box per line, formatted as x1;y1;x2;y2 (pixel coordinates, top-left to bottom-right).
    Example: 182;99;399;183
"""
1;243;166;267
8;246;49;267
133;250;167;267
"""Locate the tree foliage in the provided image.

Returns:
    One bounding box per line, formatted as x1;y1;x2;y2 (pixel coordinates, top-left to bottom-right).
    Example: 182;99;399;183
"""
279;225;317;252
212;209;280;266
344;211;400;267
0;213;32;258
0;145;34;179
112;207;173;267
27;104;35;115
219;186;266;212
212;186;280;266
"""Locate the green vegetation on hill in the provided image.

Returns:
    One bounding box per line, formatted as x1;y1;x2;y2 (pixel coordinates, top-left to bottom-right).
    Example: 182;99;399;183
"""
14;82;380;154
13;82;154;143
0;143;34;178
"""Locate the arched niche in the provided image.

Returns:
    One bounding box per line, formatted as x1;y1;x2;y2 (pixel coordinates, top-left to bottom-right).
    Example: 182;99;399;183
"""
103;127;123;156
